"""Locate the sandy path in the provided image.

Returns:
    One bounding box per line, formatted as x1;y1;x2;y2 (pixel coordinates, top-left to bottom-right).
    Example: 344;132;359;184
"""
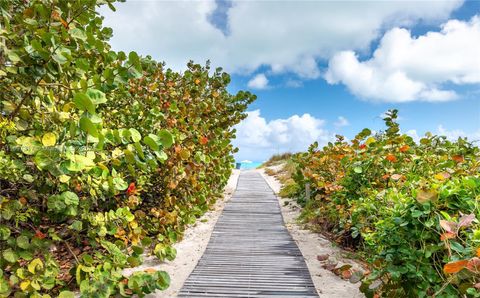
123;169;240;297
258;168;364;297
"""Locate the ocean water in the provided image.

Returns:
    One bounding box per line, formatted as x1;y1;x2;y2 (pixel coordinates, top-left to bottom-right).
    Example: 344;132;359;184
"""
235;161;263;170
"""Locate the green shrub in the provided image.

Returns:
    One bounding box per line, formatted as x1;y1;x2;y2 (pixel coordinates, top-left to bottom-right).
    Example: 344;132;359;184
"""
0;0;255;296
292;110;480;297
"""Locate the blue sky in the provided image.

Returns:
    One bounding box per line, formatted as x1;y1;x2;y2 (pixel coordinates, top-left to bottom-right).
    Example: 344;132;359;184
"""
100;0;480;161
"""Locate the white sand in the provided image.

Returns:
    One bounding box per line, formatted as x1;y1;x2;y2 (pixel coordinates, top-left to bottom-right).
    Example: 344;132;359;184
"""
259;168;364;297
123;169;240;297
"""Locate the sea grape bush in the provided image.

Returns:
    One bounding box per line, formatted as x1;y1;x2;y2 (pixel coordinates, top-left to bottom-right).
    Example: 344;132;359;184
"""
0;0;255;296
290;110;480;297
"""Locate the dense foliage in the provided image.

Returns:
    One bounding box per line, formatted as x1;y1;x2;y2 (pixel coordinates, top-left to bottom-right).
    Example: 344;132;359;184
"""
287;110;480;297
0;0;255;296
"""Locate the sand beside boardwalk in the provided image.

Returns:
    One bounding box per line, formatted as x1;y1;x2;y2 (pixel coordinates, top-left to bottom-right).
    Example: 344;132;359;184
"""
259;168;364;298
122;169;240;297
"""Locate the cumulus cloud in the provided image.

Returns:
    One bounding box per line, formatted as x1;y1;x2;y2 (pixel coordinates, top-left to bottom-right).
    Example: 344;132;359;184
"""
232;110;332;161
99;0;462;77
325;15;480;102
247;74;269;90
334;116;350;128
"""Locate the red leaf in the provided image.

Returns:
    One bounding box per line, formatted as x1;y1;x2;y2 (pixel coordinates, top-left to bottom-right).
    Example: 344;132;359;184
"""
126;183;136;195
467;257;480;273
359;144;366;149
34;230;46;239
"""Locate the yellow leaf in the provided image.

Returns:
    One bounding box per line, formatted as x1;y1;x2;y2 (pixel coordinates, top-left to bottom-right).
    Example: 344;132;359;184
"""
20;280;30;291
434;172;450;181
59;175;70;183
416;190;437;204
365;137;376;145
42;132;56;146
28;258;44;274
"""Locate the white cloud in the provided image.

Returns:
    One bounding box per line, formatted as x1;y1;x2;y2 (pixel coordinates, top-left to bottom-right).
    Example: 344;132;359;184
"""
247;73;269;89
285;79;303;88
334;116;350;128
232;110;332;161
437;125;480;142
405;127;480;143
325;15;480;103
99;0;463;78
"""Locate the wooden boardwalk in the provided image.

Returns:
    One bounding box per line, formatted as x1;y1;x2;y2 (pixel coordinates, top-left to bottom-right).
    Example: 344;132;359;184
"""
179;171;318;297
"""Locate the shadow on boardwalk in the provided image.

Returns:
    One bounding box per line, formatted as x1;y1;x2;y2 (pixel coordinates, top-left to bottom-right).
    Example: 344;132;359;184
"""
179;171;318;297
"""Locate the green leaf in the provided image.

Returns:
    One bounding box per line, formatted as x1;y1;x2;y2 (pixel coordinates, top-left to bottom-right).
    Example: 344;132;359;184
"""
156;271;170;290
7;51;21;63
34;148;60;170
74;93;95;114
144;135;159;151
0;225;10;241
66;154;95;172
58;291;75;298
71;220;83;231
2;249;18;263
129;128;142;143
113;177;128;191
80;116;99;137
16;235;30;249
158;130;174;148
69;28;87;40
86;89;107;105
17;136;41;155
62;191;79;206
353;167;362;174
411;210;424;218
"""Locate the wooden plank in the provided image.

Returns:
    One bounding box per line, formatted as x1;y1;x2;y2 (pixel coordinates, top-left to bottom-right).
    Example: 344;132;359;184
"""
178;171;318;297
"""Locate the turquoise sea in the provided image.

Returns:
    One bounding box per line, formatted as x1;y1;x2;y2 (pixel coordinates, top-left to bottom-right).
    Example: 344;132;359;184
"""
235;161;263;170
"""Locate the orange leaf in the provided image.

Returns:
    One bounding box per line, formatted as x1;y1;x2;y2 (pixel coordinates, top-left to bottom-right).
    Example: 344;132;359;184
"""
444;260;468;274
476;248;480;257
439;220;456;233
399;145;410;152
385;154;397;163
440;232;456;240
199;136;208;145
359;144;366;150
452;155;464;163
144;268;157;273
391;174;403;181
34;230;46;239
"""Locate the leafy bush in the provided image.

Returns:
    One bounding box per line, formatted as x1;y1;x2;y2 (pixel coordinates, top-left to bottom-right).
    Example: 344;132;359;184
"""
0;0;255;296
291;110;480;297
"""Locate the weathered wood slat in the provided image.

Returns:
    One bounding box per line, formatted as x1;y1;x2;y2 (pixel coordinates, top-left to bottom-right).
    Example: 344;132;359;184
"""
178;171;318;297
